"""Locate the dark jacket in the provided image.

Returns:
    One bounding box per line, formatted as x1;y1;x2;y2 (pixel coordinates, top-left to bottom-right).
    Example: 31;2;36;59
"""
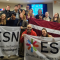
2;10;12;18
35;14;45;19
18;9;23;14
17;19;28;30
0;11;3;16
6;18;19;26
51;18;60;23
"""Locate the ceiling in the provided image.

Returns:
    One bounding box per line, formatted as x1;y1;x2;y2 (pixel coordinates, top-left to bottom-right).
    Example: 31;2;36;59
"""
0;0;53;4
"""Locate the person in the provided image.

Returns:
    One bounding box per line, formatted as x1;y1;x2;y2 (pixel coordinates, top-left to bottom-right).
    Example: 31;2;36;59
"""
43;12;51;21
2;5;12;20
0;10;3;16
22;9;26;15
6;12;19;26
41;28;52;37
51;13;60;23
17;13;28;31
26;9;34;22
25;5;29;15
19;24;37;57
18;4;23;14
0;14;6;59
20;24;37;43
17;13;28;57
0;14;6;26
13;5;19;19
35;9;45;19
39;15;43;20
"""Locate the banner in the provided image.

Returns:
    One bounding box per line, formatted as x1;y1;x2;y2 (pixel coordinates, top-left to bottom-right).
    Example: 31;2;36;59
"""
29;18;60;37
0;26;20;56
24;35;60;60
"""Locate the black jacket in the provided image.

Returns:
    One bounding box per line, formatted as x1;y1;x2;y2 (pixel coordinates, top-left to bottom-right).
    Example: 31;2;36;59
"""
35;14;45;19
6;18;19;26
2;10;12;18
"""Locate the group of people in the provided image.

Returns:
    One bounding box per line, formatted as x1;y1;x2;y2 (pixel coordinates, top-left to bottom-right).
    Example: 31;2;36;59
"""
0;4;60;26
0;4;59;58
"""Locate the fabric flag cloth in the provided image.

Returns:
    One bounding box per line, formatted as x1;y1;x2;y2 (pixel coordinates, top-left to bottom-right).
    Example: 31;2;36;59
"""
0;26;20;56
24;34;60;60
29;18;60;37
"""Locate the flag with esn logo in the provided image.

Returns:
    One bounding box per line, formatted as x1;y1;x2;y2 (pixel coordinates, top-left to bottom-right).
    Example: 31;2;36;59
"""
0;26;20;56
24;35;60;60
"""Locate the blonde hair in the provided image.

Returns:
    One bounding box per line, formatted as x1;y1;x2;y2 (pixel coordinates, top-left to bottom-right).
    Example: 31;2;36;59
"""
28;9;34;17
20;13;26;20
45;12;49;16
0;14;6;25
23;14;26;20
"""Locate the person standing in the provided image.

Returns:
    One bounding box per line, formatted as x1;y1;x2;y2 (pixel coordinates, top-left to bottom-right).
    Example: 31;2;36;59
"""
51;13;60;23
17;13;28;57
18;4;23;14
2;5;12;20
43;12;51;21
35;9;45;19
20;24;37;57
0;14;6;26
0;10;3;16
6;12;19;26
25;5;29;15
13;5;19;19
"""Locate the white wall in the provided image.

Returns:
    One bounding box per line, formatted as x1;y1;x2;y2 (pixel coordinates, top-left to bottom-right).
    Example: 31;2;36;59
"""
53;1;60;17
47;3;53;18
0;2;27;11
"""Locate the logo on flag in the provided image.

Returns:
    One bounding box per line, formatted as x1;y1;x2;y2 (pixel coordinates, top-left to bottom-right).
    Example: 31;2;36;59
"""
26;39;39;52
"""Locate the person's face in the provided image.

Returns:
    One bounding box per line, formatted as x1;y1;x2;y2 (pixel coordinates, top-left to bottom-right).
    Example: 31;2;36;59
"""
20;13;23;19
29;10;33;14
22;10;25;15
1;14;6;20
45;12;49;17
18;5;21;9
11;14;16;19
54;13;58;18
27;25;32;33
14;6;18;11
38;10;42;14
26;6;29;10
6;6;10;11
42;30;47;37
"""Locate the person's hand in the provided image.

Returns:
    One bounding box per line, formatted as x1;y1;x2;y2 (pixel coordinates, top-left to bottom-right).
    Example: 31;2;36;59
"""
27;16;30;19
19;10;21;13
22;34;25;38
7;18;10;20
39;16;42;20
20;26;23;29
54;18;57;21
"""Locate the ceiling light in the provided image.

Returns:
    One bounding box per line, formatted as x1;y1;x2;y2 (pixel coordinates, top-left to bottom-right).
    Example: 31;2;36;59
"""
7;0;9;1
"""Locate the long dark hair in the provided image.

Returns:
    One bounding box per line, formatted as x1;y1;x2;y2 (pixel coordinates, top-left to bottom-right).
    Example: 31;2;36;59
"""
41;28;49;37
53;13;59;22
